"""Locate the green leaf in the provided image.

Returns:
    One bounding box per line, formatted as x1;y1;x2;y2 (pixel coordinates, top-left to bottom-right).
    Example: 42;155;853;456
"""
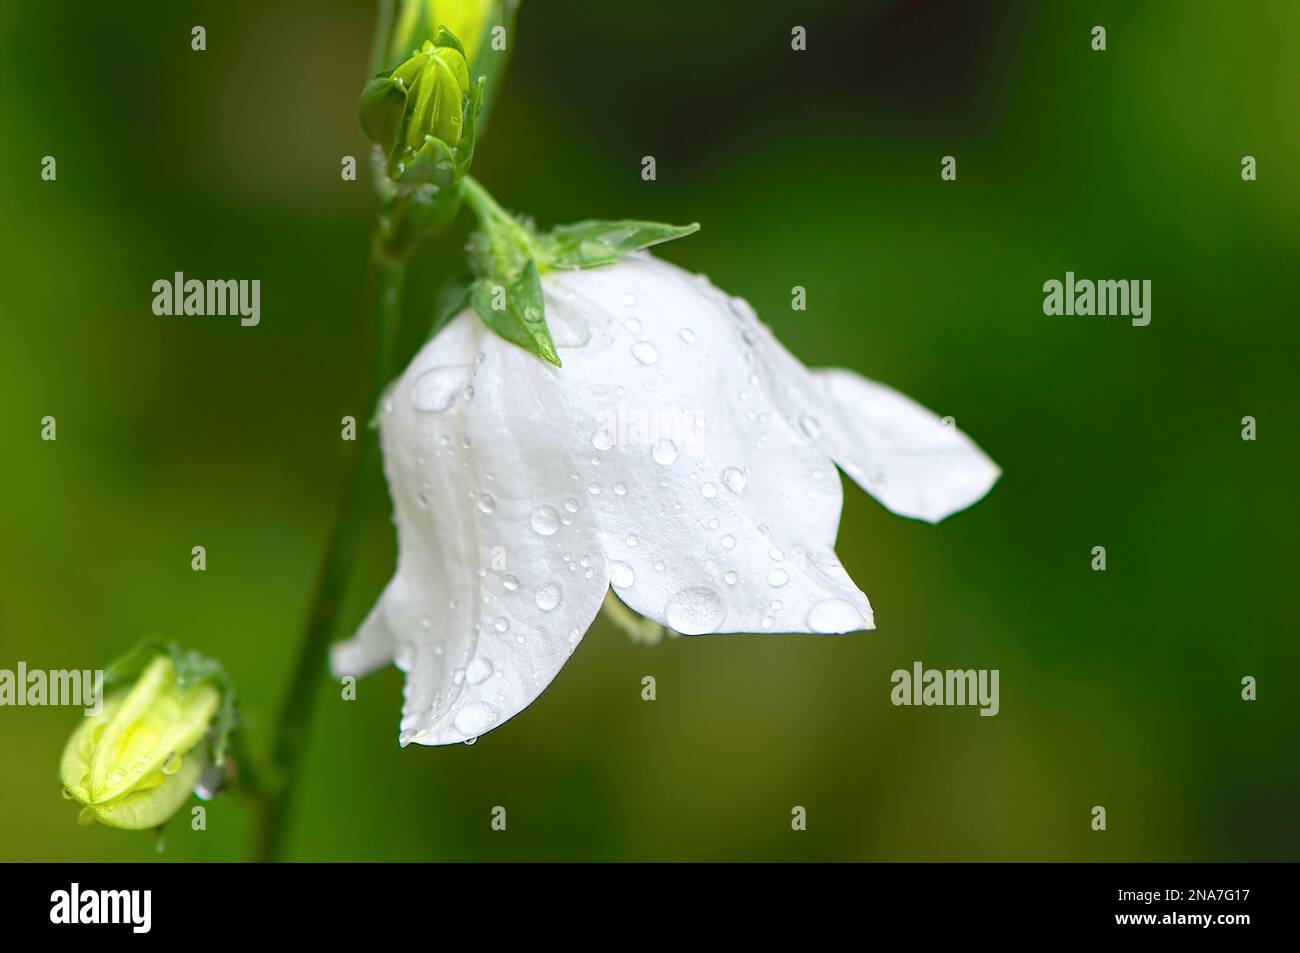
542;219;700;270
470;260;560;367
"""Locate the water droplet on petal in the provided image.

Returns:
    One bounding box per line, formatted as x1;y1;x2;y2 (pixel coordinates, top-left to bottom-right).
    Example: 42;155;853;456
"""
466;657;493;685
631;340;659;365
624;317;642;334
722;467;747;493
679;328;696;344
651;439;678;465
614;482;628;496
493;617;510;632
800;414;822;439
721;535;736;550
502;574;519;591
724;571;738;585
477;493;497;514
530;505;561;535
535;583;562;611
453;703;499;736
411;365;474;412
564;497;579;513
767;569;788;588
664;586;726;635
807;598;862;633
592;429;615;452
609;561;636;589
701;482;717;499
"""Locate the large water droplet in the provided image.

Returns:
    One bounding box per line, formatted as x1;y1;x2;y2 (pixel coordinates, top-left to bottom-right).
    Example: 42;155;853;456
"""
631;340;659;365
806;598;862;633
530;505;561;535
664;586;725;634
453;703;499;736
535;583;562;611
767;569;789;588
411;365;473;412
465;657;493;685
609;561;636;589
549;307;592;348
651;439;678;465
722;467;747;493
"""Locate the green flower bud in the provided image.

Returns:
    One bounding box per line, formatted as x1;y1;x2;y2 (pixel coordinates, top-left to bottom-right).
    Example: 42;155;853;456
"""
60;654;224;830
360;29;482;188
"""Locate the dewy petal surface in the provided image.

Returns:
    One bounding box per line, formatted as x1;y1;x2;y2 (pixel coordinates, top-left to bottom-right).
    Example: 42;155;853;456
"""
710;281;1000;524
338;252;999;745
806;368;1001;523
539;256;874;637
331;315;610;746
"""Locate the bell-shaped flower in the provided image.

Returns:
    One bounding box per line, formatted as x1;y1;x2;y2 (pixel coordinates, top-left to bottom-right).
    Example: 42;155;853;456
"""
332;251;999;746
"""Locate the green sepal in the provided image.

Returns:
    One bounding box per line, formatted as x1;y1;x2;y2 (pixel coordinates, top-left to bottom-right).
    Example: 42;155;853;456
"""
433;26;469;73
358;75;407;157
455;77;485;177
430;272;473;339
470;260;560;367
541;220;701;270
391;135;457;187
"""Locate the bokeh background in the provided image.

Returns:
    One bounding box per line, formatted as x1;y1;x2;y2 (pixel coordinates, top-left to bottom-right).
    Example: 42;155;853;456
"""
2;0;1297;861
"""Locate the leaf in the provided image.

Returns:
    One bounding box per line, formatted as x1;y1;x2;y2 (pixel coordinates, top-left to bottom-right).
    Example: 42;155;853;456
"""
470;260;560;367
542;219;700;270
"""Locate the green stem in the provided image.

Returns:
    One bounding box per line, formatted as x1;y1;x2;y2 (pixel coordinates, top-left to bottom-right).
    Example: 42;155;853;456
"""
253;234;408;862
459;175;530;241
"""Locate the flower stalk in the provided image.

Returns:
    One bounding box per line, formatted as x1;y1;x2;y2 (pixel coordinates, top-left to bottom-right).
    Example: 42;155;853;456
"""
254;236;408;862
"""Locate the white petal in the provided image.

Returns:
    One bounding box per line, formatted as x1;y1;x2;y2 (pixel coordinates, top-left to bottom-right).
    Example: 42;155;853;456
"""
330;315;610;746
808;368;1001;524
541;255;874;635
713;286;999;524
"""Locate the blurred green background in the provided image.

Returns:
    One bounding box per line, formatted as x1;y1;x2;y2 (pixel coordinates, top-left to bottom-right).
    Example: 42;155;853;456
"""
2;0;1297;862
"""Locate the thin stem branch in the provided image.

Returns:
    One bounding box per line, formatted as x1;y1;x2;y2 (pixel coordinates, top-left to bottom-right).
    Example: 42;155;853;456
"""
253;234;408;862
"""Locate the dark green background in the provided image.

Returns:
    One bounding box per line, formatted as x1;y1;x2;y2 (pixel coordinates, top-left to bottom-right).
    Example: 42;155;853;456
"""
2;0;1296;861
